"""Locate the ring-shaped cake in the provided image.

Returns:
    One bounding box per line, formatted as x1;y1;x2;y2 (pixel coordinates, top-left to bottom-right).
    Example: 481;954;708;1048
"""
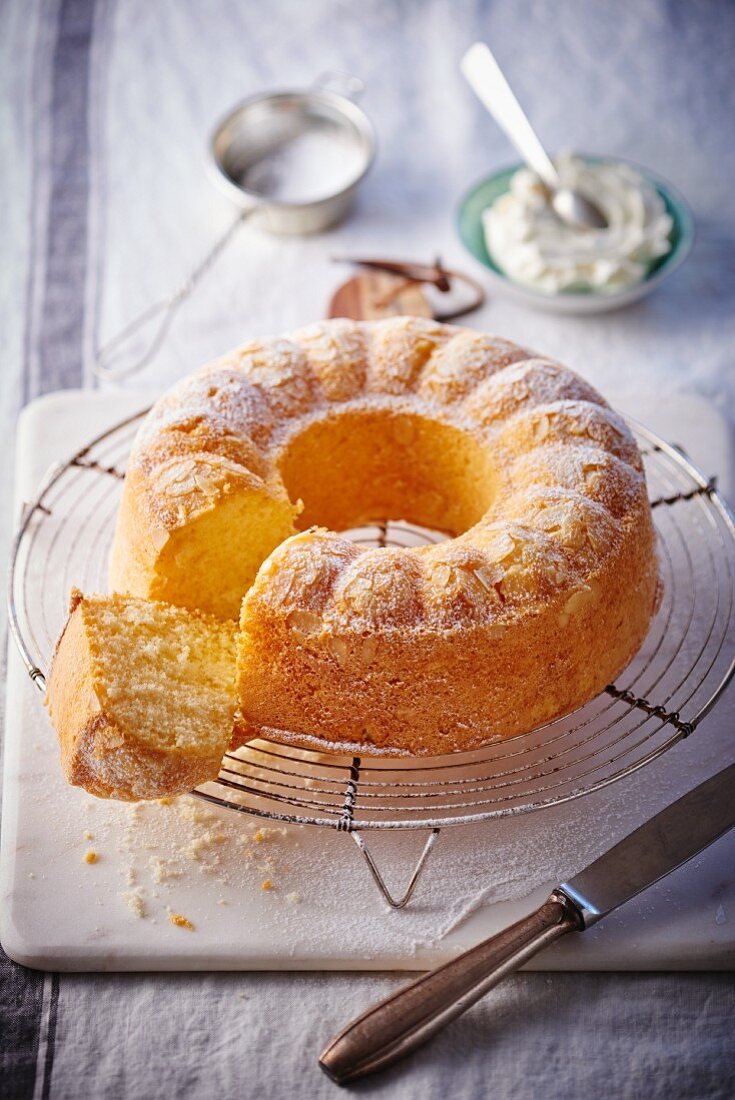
110;317;659;755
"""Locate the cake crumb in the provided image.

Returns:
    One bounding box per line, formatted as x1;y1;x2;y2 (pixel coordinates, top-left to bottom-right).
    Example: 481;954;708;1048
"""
261;878;273;891
83;830;94;841
84;850;98;864
254;826;286;843
169;912;194;931
124;866;136;886
120;889;145;918
217;898;228;906
157;797;173;806
150;857;181;883
186;830;226;861
286;892;302;905
176;801;219;826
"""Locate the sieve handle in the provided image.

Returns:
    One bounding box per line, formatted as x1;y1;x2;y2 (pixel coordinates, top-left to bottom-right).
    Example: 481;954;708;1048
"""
319;892;582;1085
93;210;248;381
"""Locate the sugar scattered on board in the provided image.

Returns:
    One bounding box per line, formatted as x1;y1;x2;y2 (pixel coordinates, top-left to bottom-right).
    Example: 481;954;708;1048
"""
66;781;653;964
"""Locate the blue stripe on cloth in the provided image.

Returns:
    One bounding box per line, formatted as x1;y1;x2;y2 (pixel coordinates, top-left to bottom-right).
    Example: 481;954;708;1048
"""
40;974;60;1100
4;1;96;1098
31;0;97;398
0;950;46;1100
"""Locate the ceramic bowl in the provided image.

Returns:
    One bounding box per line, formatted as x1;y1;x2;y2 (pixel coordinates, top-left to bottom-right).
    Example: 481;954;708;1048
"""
456;157;694;314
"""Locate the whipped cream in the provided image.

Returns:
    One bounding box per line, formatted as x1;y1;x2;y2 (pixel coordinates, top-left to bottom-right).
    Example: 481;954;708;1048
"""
482;152;673;294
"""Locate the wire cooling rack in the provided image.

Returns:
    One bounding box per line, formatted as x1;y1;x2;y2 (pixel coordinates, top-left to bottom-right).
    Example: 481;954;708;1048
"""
7;410;735;906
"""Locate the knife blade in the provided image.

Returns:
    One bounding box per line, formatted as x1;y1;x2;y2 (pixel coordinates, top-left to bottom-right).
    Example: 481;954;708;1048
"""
320;762;735;1085
560;761;735;925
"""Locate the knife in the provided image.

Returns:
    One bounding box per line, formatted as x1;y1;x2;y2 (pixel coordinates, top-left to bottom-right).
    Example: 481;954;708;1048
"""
320;762;735;1085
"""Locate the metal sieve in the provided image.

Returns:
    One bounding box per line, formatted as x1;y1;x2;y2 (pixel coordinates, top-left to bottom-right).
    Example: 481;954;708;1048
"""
95;73;375;379
209;73;375;235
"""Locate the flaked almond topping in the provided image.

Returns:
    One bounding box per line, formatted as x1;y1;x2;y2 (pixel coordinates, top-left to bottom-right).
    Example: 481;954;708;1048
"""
433;563;453;589
194;472;219;497
371;572;394;596
586;524;609;553
500;562;529;590
286;609;322;635
160;460;197;485
489;531;516;561
563;585;597;617
561;518;587;550
360;636;378;666
472;564;504;595
538;506;564;530
342;574;374;605
166;477;196;498
545;563;566;585
328;636;349;669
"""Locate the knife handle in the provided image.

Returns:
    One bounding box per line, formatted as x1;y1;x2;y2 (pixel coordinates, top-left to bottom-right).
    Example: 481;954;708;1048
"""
319;891;582;1085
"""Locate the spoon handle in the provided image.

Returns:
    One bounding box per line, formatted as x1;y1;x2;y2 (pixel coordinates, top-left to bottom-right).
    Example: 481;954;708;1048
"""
461;42;559;189
319;891;582;1084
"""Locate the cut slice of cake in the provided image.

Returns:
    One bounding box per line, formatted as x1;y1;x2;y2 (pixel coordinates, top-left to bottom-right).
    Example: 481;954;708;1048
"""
46;590;237;801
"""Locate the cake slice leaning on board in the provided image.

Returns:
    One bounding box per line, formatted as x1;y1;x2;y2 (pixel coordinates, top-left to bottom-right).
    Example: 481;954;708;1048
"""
46;590;237;801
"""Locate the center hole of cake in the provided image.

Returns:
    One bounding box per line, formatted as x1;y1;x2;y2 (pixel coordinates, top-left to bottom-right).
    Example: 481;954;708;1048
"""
278;410;497;539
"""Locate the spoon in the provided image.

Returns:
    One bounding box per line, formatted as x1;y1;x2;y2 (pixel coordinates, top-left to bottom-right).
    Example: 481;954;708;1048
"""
461;42;608;231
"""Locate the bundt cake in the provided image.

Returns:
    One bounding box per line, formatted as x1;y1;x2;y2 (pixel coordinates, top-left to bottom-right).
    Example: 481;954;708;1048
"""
47;590;237;799
109;317;659;756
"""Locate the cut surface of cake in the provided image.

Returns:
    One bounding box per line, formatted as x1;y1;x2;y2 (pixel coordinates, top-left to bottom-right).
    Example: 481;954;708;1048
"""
46;590;237;800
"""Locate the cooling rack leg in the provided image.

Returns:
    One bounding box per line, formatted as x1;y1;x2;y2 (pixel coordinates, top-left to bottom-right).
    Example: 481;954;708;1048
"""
349;828;440;909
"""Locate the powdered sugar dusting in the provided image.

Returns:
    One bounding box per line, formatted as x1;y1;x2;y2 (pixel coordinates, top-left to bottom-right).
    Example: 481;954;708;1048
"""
65;787;613;960
125;320;645;558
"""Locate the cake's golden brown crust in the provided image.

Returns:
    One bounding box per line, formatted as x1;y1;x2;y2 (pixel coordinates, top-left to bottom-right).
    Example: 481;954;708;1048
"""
46;592;237;799
110;317;659;755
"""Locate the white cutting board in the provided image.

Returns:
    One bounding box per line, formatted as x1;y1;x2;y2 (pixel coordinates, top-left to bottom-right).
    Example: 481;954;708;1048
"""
1;390;734;972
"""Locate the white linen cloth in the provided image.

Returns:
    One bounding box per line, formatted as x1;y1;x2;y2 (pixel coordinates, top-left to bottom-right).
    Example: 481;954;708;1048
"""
1;1;734;1097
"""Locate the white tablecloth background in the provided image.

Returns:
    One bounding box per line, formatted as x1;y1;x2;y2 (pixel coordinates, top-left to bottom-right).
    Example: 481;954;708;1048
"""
1;0;734;1097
